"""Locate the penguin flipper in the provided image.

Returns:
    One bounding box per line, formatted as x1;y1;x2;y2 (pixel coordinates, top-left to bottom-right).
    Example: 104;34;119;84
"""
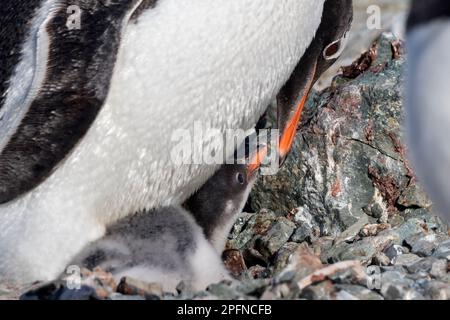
0;1;145;204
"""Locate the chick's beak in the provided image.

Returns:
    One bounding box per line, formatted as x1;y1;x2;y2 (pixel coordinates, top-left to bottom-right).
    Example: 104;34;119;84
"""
247;144;268;178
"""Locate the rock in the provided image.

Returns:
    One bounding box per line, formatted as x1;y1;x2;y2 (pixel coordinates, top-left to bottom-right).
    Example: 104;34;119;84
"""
403;209;449;233
335;290;359;300
21;282;100;301
430;260;448;280
434;239;450;261
227;210;277;251
363;201;387;221
334;215;370;245
323;228;398;265
236;279;270;298
291;224;316;244
398;184;432;209
331;241;378;265
207;282;240;300
380;271;423;300
243;265;271;280
378;218;427;245
109;293;145;300
251;33;423;238
116;277;163;300
384;244;408;264
422;281;450;300
279;244;324;281
335;284;384;300
175;281;195;300
300;281;336;300
255;217;296;259
405;234;442;257
373;253;391;266
406;257;440;274
394;254;423;268
360;223;391;237
222;249;247;278
272;242;300;275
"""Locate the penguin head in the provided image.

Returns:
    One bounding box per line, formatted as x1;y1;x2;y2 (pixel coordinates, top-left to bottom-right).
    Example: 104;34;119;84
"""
277;0;353;166
184;155;261;245
309;0;354;83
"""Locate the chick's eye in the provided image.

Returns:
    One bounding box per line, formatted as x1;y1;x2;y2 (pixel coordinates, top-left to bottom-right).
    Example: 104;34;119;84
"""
236;173;245;185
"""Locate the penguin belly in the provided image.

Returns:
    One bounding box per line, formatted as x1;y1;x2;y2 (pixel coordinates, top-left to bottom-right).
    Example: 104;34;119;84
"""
0;0;325;283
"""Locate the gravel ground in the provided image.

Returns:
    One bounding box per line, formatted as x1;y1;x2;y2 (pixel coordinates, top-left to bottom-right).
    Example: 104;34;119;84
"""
16;33;449;301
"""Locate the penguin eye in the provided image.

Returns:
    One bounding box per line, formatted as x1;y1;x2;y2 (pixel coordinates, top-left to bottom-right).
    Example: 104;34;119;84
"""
236;173;245;185
323;32;348;60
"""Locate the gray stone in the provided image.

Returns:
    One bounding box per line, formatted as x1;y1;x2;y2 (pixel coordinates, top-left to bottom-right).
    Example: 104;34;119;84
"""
406;257;440;274
272;242;300;275
422;281;450;300
380;271;423;300
227;210;277;251
334;215;370;245
373;253;391;266
384;244;408;264
430;260;448;280
394;254;423;268
299;281;336;300
236;279;270;297
207;282;241;300
398;184;432;209
433;239;450;261
255;217;296;259
251;34;409;236
291;224;315;243
335;284;384;300
335;290;359;300
109;293;145;300
405;234;442;257
378;218;426;245
330;241;377;264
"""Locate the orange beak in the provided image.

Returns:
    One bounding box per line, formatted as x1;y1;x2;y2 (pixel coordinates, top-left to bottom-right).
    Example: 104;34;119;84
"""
248;144;268;177
277;61;318;167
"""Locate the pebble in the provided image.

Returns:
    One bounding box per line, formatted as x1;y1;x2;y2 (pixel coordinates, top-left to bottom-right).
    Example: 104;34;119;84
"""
380;271;422;300
255;217;296;259
335;284;384;300
433;239;450;260
422;281;450;300
384;244;408;264
406;234;441;257
394;254;423;268
430;260;448;280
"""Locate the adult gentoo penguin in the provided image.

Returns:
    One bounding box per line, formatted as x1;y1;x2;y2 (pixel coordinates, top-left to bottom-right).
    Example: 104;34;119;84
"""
0;0;353;283
406;0;450;223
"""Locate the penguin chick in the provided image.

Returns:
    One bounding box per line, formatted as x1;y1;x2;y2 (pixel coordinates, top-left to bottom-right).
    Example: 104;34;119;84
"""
185;161;259;253
70;161;260;293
